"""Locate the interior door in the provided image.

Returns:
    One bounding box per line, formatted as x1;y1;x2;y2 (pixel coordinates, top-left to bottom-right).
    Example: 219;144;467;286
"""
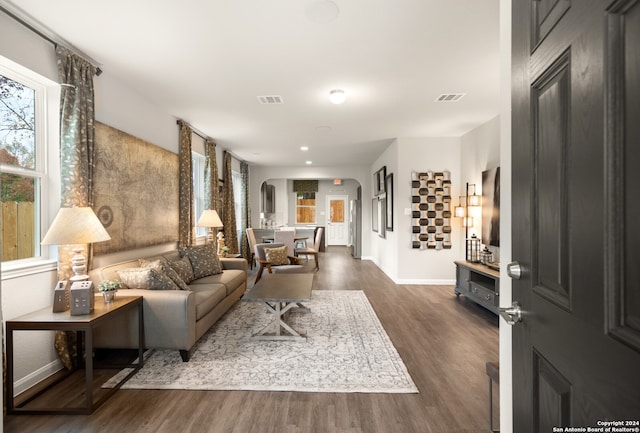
326;195;348;245
511;0;640;430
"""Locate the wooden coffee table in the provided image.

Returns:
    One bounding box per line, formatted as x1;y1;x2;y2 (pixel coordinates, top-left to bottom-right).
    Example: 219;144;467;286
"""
242;273;313;341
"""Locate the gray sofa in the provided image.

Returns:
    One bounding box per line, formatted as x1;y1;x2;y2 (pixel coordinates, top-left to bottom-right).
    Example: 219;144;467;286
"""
89;249;247;361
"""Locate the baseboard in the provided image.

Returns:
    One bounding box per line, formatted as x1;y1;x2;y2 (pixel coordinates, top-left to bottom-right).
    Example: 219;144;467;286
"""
13;359;63;396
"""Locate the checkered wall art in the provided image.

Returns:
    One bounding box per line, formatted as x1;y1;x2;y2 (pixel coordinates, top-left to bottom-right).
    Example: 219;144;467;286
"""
411;171;452;250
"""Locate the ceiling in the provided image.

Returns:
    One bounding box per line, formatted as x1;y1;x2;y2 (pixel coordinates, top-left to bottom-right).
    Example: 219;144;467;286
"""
4;0;501;167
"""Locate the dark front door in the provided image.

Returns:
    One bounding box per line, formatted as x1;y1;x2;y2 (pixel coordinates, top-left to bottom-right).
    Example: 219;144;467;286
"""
511;0;640;430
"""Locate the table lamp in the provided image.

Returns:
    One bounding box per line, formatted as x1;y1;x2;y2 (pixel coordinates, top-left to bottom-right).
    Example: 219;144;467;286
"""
196;209;224;247
41;206;111;281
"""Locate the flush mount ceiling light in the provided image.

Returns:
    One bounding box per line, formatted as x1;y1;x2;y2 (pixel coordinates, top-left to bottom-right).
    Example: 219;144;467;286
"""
300;146;309;151
306;161;313;165
329;89;346;104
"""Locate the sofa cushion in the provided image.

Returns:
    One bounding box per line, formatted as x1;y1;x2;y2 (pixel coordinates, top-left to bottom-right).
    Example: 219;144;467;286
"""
167;256;195;284
117;267;180;290
190;269;246;296
264;245;289;265
139;258;190;290
181;243;222;278
192;286;227;321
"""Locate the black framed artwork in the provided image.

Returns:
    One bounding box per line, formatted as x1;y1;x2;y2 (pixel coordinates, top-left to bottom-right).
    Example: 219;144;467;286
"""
374;166;387;195
385;173;393;231
372;198;378;232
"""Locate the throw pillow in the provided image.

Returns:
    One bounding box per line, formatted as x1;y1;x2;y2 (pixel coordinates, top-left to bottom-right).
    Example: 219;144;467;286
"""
116;267;180;290
264;245;289;266
167;256;195;284
181;243;222;279
139;258;190;290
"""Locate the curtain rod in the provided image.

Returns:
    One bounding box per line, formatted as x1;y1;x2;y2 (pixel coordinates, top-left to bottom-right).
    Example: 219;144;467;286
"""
0;4;102;75
176;120;245;163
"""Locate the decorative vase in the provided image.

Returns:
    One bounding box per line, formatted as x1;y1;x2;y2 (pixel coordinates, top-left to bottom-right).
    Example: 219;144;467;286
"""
102;291;116;303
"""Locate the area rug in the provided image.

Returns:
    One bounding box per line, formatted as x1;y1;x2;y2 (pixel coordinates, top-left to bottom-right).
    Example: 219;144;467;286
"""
104;290;418;393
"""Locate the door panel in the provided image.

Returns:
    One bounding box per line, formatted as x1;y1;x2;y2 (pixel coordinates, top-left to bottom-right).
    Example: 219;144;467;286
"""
327;196;348;245
512;0;640;430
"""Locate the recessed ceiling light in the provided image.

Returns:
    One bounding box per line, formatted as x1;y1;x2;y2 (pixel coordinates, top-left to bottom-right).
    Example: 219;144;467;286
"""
300;146;309;151
329;89;346;104
305;0;339;24
306;161;312;165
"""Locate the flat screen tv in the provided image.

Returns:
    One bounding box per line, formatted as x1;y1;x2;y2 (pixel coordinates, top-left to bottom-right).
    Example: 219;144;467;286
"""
481;167;500;247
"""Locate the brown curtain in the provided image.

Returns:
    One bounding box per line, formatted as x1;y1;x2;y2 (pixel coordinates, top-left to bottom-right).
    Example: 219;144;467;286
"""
55;46;97;370
222;152;238;253
178;121;194;248
240;161;250;261
204;138;219;211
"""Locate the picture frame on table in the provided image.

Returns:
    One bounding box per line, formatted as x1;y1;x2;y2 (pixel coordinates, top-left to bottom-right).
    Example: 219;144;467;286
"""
385;173;393;231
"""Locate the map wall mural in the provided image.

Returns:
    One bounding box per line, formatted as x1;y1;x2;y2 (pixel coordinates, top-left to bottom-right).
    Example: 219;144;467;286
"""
93;122;179;254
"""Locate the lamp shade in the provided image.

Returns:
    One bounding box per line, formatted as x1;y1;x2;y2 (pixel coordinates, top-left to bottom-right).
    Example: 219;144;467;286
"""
41;207;111;245
197;209;223;228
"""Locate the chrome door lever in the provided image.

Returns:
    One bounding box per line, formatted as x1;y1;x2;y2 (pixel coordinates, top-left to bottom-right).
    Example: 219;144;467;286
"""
507;261;523;279
499;301;523;325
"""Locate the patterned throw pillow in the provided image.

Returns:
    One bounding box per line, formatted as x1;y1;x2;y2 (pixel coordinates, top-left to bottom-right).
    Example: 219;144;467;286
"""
264;246;289;266
139;258;190;290
116;267;180;290
181;243;222;279
167;256;195;284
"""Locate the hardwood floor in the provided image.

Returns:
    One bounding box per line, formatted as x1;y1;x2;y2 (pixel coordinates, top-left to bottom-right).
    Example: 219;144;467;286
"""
4;247;499;433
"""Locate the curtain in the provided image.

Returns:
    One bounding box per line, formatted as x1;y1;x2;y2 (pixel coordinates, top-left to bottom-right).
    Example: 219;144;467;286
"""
240;161;249;261
222;151;238;253
177;121;194;248
55;46;97;370
204;138;219;211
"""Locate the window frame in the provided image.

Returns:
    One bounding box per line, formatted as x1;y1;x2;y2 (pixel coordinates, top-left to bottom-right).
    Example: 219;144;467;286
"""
295;191;317;225
1;56;61;279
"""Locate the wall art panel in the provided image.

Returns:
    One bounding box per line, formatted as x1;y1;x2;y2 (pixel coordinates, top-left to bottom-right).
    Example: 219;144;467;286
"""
93;122;179;254
411;171;452;250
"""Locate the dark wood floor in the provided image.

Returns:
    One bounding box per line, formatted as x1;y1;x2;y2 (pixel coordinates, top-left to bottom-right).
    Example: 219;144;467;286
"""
4;246;499;433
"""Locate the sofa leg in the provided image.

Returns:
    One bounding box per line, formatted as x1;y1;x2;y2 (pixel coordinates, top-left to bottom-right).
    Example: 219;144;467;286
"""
179;349;190;362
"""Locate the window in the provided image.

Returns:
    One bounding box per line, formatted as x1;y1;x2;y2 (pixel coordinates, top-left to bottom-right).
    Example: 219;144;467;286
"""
232;170;243;249
192;151;207;238
296;192;316;224
1;64;55;267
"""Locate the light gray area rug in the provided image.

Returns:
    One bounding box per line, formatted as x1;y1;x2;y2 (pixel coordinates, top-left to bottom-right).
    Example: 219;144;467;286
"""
105;290;418;393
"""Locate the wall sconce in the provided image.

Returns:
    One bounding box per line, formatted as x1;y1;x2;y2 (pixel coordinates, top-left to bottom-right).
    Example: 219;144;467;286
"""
453;182;482;262
41;207;111;281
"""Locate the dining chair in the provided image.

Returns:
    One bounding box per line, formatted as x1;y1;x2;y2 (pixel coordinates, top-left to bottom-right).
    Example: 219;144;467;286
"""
274;229;296;257
253;242;304;284
294;227;323;270
246;228;257;269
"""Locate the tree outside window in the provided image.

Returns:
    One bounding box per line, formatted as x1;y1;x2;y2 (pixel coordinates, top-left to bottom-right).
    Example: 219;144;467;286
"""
1;73;38;261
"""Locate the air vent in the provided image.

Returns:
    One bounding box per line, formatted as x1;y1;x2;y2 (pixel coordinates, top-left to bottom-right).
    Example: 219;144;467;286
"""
257;95;284;104
435;93;466;102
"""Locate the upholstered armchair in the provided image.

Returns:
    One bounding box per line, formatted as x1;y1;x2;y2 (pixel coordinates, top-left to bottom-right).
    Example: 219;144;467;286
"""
254;242;305;284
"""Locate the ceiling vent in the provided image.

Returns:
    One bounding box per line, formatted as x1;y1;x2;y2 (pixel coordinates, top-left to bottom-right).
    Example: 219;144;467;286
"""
257;95;284;104
435;93;466;102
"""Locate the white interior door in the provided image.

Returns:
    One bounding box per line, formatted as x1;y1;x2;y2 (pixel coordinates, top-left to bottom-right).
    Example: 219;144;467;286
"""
326;195;348;245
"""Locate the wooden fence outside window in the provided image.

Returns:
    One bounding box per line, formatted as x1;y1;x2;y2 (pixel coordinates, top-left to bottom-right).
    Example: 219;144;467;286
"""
1;201;35;261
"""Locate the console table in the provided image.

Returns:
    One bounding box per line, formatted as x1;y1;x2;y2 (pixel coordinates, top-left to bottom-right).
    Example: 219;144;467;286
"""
454;261;500;314
6;296;144;415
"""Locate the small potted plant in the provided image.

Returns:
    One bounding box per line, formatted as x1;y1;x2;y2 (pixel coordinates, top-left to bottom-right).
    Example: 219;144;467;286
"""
98;280;121;303
219;246;230;257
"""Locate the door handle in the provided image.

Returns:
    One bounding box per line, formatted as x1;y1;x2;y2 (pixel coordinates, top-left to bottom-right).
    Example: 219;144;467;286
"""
499;301;523;325
507;261;523;279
